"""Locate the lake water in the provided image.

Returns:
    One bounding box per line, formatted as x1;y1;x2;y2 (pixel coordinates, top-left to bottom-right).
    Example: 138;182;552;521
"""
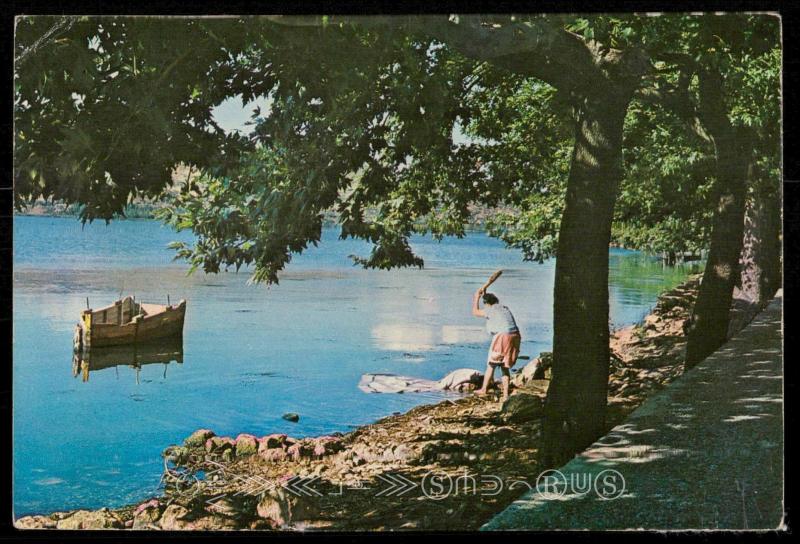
12;215;694;516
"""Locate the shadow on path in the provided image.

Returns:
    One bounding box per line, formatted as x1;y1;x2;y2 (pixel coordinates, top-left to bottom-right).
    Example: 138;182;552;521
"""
484;293;783;530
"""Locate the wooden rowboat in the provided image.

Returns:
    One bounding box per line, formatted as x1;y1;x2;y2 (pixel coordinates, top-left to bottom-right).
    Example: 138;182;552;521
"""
74;296;186;349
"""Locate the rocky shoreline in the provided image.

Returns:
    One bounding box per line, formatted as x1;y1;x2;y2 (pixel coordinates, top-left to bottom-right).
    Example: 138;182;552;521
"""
18;275;737;531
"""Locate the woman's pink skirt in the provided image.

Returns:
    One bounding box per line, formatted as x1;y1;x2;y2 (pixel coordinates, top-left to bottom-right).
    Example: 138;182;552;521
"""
487;331;522;368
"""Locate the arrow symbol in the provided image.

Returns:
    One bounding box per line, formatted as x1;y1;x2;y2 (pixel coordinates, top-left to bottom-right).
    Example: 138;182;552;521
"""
282;475;323;497
204;494;229;512
236;474;276;496
375;473;419;497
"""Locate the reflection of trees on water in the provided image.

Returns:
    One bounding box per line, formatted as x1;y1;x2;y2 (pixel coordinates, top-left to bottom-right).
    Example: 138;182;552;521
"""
609;253;703;301
72;337;184;384
607;254;703;328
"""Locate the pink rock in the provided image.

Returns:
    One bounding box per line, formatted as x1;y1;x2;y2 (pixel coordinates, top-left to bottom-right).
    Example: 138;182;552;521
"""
259;447;288;463
313;436;343;457
236;433;258;444
259;434;288;449
134;499;160;516
286;442;304;461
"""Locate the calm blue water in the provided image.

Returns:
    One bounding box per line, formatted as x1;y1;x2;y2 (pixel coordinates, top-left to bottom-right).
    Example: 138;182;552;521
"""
12;215;694;516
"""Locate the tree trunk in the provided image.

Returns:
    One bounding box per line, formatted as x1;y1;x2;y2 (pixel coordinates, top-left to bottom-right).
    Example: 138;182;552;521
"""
684;64;755;369
541;93;631;468
759;187;782;300
740;181;782;306
685;126;752;367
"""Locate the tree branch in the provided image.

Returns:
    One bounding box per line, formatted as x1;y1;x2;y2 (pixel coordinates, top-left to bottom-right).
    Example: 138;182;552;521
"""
635;84;712;144
15;16;79;68
263;15;610;95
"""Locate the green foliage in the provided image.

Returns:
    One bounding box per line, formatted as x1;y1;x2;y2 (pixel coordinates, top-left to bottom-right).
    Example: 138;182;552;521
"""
157;23;499;280
14;15;782;283
463;78;572;262
14;16;247;221
613;99;716;257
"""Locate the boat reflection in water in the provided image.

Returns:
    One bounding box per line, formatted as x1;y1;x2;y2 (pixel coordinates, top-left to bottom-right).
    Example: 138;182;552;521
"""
72;336;184;384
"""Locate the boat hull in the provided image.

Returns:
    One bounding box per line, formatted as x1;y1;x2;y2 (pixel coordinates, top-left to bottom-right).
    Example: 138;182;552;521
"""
78;299;186;348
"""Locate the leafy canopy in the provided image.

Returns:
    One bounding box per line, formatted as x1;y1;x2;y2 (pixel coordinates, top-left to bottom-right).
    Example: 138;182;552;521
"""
14;14;781;282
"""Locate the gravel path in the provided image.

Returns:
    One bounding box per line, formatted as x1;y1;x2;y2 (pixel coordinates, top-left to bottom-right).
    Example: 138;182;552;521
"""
484;293;784;531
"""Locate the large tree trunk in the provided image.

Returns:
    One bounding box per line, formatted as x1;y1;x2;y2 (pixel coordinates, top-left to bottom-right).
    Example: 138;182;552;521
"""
740;181;782;306
686;132;751;368
541;92;631;468
684;134;750;367
685;68;753;369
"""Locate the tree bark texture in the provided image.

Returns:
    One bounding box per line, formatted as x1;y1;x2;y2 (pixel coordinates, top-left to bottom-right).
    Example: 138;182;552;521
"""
541;93;632;468
685;70;753;368
739;181;782;306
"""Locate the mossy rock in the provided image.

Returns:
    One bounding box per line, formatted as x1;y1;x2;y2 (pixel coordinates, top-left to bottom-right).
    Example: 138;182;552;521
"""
184;429;215;448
